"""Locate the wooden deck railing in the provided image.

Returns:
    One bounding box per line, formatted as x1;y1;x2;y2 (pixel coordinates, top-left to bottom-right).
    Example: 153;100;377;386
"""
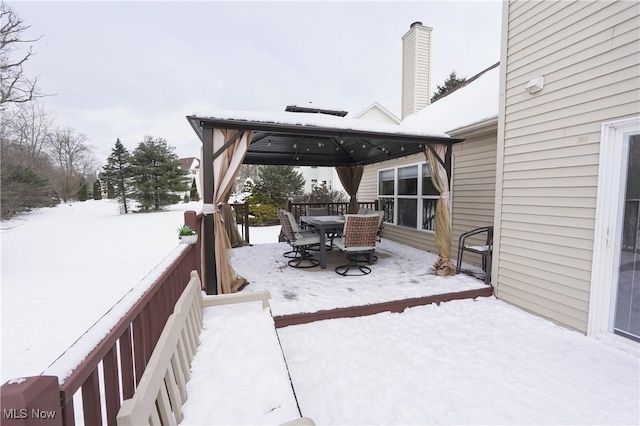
1;202;380;425
287;200;379;222
1;210;203;426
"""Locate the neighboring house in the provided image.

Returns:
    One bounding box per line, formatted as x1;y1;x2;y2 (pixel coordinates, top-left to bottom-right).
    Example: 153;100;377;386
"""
179;157;201;199
494;0;640;339
362;2;640;343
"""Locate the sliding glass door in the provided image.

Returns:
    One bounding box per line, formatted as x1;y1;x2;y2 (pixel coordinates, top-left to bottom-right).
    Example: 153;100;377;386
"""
613;133;640;341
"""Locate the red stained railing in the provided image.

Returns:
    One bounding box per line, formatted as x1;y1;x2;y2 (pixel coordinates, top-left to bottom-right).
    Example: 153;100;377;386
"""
1;210;203;426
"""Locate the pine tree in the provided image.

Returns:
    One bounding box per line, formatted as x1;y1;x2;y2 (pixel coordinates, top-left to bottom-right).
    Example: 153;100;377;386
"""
189;178;200;201
252;165;305;206
103;138;132;213
107;182;115;199
0;165;54;219
77;178;88;201
93;179;102;200
431;70;467;103
130;136;190;211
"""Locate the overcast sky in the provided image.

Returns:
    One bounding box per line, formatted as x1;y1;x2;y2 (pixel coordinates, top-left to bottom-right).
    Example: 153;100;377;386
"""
10;1;503;164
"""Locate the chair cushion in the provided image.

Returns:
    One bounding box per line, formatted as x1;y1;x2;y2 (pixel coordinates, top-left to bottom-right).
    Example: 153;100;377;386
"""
293;234;321;246
333;238;374;252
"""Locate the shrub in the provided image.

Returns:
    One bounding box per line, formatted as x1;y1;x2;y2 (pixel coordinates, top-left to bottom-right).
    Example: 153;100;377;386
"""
248;203;279;226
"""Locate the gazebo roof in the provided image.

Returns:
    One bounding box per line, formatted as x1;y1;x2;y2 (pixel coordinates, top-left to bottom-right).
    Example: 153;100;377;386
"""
187;110;463;167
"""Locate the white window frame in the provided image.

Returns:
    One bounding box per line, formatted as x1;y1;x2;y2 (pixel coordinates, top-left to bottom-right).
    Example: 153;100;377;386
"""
589;116;640;344
377;161;439;233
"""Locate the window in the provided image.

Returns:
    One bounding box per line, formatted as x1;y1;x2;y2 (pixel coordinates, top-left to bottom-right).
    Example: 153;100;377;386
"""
378;162;440;231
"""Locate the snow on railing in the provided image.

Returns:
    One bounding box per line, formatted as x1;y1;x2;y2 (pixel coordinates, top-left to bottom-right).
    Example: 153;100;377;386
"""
0;211;203;426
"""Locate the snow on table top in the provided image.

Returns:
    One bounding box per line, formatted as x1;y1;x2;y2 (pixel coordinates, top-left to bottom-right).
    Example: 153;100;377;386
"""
181;302;300;425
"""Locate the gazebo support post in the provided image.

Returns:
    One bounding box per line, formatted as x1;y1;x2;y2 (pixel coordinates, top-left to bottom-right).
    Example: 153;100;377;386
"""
202;126;217;295
445;144;453;184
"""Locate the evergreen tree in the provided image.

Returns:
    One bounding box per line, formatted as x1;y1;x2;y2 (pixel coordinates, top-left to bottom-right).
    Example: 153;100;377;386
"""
189;178;200;201
130;135;189;211
431;70;467;103
0;164;54;219
103;138;132;213
252;165;305;206
107;182;115;199
77;178;88;201
93;179;102;200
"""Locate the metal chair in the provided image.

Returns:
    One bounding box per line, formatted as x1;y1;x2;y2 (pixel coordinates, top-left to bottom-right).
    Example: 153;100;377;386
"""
333;214;380;276
279;210;321;268
456;226;493;285
306;206;328;216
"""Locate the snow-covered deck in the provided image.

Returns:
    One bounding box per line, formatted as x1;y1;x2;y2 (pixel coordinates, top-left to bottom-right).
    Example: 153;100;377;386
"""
231;238;490;318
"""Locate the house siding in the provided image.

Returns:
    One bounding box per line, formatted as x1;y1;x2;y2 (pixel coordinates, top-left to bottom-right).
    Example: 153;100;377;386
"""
359;125;497;267
401;24;432;119
496;0;640;333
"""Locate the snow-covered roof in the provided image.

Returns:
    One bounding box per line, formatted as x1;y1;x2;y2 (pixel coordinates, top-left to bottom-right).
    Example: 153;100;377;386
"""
188;109;450;140
187;110;461;167
402;63;500;135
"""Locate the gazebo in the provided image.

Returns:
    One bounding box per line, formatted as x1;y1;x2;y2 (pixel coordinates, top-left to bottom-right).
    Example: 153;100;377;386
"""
186;110;463;294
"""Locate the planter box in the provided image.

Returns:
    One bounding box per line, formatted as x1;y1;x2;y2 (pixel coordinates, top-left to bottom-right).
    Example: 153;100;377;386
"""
179;234;198;245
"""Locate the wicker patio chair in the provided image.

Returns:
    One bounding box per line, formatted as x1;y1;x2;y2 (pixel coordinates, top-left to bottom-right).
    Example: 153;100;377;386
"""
455;226;493;285
279;210;321;268
333;214;380;276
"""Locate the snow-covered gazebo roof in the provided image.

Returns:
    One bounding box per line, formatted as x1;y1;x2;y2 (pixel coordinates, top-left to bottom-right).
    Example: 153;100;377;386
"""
187;110;462;167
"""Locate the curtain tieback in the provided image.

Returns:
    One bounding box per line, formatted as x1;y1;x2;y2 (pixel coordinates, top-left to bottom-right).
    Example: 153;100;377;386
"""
440;191;451;199
203;203;221;215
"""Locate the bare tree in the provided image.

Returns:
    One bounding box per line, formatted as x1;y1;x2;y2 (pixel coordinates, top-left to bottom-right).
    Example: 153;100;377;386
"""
1;2;42;106
47;128;95;202
7;100;52;167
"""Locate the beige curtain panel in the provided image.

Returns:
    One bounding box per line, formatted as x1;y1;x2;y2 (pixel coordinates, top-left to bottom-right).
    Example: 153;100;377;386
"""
336;165;364;214
222;187;248;249
425;144;456;276
206;128;253;294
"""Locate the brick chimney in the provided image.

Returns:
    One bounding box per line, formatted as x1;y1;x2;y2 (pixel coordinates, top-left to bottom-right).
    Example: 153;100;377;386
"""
401;21;433;119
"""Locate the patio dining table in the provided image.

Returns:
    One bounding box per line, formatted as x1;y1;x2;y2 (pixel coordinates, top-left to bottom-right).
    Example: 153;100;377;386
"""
300;215;345;269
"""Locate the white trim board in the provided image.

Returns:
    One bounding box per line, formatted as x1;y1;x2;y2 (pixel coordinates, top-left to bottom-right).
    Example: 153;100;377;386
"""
588;116;640;341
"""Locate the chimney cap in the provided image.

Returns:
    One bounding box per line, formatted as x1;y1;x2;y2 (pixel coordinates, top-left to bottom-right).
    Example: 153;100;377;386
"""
410;21;423;28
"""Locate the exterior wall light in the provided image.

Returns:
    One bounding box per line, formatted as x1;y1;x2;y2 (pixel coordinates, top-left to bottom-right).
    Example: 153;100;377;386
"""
526;76;544;94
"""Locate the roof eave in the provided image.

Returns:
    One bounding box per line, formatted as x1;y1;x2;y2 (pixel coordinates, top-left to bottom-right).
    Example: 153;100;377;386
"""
187;115;463;146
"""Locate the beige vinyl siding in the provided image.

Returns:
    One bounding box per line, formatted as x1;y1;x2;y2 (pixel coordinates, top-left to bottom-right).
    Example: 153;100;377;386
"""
401;31;416;119
401;25;432;119
496;0;640;333
360;126;497;267
451;130;497;267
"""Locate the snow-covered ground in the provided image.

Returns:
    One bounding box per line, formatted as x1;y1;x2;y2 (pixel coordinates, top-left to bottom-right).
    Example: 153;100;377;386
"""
0;200;200;382
1;200;639;425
